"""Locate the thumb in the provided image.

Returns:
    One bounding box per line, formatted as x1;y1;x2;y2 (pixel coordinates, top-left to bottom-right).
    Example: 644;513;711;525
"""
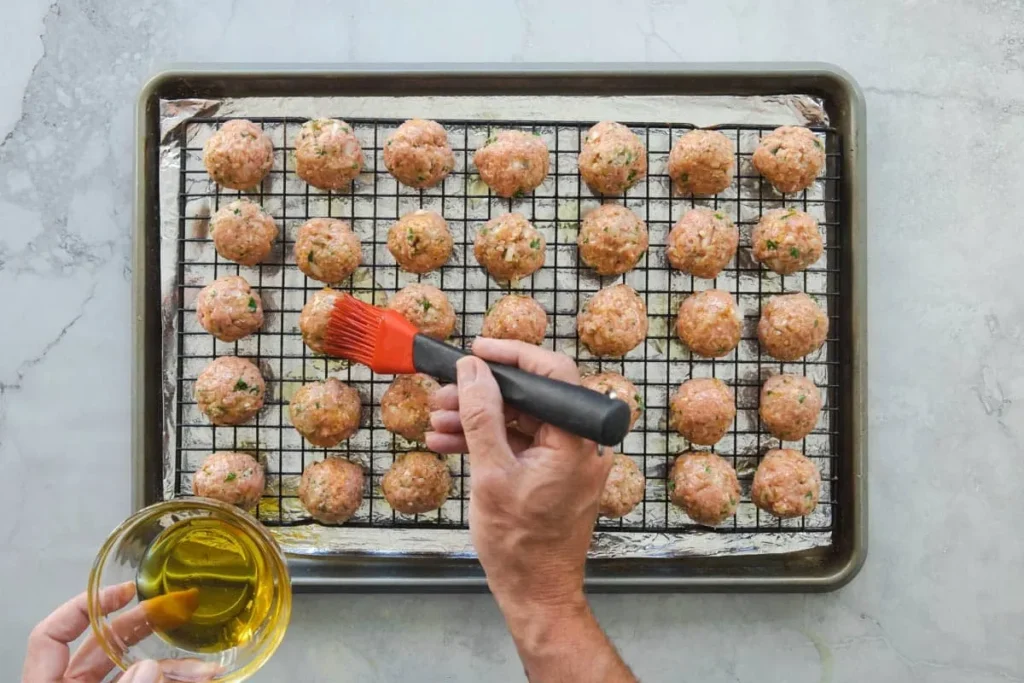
120;659;164;683
456;356;513;467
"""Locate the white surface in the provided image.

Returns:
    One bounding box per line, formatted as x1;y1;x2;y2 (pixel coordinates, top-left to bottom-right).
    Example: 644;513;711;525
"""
1;1;1021;681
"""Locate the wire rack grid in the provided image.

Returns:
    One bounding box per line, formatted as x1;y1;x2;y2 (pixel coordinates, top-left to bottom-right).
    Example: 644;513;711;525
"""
172;115;842;537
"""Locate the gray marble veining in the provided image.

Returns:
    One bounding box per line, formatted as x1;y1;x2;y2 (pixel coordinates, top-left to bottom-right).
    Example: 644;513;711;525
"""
0;1;1021;681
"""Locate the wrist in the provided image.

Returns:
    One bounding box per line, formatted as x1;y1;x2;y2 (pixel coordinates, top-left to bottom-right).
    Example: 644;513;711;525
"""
498;589;591;654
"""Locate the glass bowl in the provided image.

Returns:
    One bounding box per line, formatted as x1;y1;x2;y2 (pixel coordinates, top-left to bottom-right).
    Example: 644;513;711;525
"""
88;498;291;682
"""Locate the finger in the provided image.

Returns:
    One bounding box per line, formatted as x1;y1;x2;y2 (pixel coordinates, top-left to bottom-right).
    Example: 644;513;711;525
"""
158;658;222;681
456;357;515;469
471;337;580;384
120;660;164;683
66;595;165;682
507;412;542;437
430;409;463;434
429;384;459;411
426;429;534;456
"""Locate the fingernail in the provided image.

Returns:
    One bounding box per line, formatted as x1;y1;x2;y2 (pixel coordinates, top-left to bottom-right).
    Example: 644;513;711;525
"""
456;356;478;383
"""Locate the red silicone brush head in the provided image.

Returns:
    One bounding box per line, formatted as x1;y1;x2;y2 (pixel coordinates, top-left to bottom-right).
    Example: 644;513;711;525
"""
323;294;419;374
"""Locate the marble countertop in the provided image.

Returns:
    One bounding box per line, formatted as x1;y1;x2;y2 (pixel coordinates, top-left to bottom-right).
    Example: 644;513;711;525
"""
2;1;1021;681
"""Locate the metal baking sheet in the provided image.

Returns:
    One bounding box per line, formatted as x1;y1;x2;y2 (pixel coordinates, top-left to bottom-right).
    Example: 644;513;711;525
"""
134;65;867;591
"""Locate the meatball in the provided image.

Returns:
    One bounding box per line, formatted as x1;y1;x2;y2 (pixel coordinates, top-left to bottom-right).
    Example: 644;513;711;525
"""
299;457;365;524
381;374;441;442
669;452;740;526
193;452;265;510
481;294;547;345
289;379;362;447
196;276;263;343
580;372;642;430
751;208;823;275
387;210;453;273
752;126;826;195
194;357;265;426
294;218;362;284
578;121;647;195
210;199;278;266
669;378;735;446
298;287;341;354
294;118;363;190
474;212;546;282
202;119;273;190
387;283;456;340
676;290;742;358
751;448;821;518
383;119;455;189
757;293;829;361
473;130;549;198
382;451;451;514
666;207;738;279
667;129;734;196
577;204;649;276
578;284;648;357
760;374;823;442
599;454;645;518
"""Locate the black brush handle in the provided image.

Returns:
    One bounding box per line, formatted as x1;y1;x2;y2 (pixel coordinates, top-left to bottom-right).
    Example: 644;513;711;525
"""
412;335;630;447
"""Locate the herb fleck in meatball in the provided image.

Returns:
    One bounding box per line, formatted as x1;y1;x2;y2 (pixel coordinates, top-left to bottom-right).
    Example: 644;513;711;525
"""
194;357;265;426
751;448;821;518
382;451;451;514
577;204;649;276
473;130;549;198
193;452;265;510
667;129;735;196
387;283;456;340
666;207;738;279
381;374;441;442
676;290;742;358
757;293;829;361
578;284;648;357
752;126;825;194
289;379;362;447
196;275;263;343
760;374;823;442
669;451;740;526
669;378;735;446
580;372;643;430
387;210;453;274
202;119;273;190
578;121;647;195
751;208;823;275
474;212;546;282
299;457;365;524
481;294;548;345
383;119;455;189
294;218;362;285
294;118;363;190
599;454;645;518
210;199;278;266
299;287;341;355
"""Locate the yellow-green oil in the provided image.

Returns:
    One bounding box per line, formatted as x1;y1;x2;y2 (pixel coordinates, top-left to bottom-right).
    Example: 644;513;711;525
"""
136;517;272;652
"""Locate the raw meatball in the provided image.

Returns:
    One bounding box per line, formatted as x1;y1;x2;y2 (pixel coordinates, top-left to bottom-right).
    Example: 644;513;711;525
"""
210;199;278;266
387;283;456;340
757;293;829;361
751;208;823;275
196;276;263;342
666;207;738;279
299;287;341;354
751;448;821;518
474;213;546;282
202;119;273;190
289;379;362;447
760;374;823;441
294;218;362;284
381;374;441;442
382;451;451;514
294;118;363;190
193;452;265;510
752;126;825;194
599;454;645;518
669;452;740;526
194;357;265;426
387;210;452;273
481;294;547;345
473;130;549;197
578;284;648;357
676;290;742;358
578;121;647;195
669;378;735;445
667;129;735;196
299;457;365;524
383;119;455;189
577;204;649;276
580;372;642;430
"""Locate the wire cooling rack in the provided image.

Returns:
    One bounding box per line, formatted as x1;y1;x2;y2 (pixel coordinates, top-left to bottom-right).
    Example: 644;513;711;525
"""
172;116;841;536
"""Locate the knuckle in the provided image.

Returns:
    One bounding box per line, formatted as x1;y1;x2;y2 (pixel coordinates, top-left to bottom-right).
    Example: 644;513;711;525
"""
460;401;499;433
